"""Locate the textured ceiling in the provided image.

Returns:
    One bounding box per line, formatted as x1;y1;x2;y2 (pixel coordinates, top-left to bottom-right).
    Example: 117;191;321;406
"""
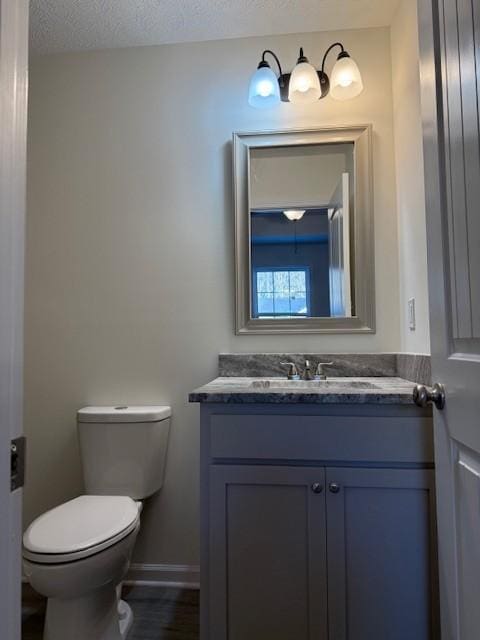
30;0;400;55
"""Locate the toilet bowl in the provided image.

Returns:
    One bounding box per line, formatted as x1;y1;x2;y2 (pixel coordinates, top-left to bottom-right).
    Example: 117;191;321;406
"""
23;496;140;640
23;406;171;640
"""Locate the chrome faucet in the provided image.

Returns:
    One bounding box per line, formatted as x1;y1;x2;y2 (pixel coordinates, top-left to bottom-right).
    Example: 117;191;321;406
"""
314;362;334;380
281;360;334;381
303;360;314;380
280;362;301;380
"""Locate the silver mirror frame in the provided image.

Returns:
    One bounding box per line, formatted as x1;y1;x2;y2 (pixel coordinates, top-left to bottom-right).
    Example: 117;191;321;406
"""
233;125;375;335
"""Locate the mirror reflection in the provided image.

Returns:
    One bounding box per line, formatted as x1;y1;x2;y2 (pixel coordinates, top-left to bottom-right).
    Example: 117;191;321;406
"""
249;143;354;320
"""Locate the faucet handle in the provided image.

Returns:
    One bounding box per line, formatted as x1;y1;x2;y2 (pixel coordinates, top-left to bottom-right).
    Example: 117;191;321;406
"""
280;362;301;380
315;362;334;380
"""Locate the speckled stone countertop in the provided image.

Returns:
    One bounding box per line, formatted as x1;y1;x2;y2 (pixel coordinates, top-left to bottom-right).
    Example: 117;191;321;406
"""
189;376;418;405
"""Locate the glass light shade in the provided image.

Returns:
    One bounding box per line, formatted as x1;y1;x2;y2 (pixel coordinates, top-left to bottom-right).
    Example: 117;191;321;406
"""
248;65;281;108
330;55;363;101
288;61;321;104
283;209;306;221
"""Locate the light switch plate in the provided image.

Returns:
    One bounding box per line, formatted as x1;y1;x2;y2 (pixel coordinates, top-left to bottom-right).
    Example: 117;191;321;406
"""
408;298;416;331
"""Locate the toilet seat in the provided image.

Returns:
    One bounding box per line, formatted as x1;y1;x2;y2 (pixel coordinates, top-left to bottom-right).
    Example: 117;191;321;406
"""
23;495;140;564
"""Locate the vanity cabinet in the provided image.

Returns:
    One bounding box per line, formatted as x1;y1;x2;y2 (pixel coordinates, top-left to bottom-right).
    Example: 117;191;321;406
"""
200;404;439;640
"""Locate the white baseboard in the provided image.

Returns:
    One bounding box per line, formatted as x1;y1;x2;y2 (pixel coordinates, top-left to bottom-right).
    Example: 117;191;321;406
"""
24;563;200;590
125;563;200;590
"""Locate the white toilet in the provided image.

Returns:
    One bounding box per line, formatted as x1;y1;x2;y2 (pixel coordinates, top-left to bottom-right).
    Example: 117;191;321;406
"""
23;405;171;640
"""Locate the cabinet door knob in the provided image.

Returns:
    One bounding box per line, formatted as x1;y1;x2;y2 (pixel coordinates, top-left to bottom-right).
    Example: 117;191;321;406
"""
329;482;341;493
311;482;323;494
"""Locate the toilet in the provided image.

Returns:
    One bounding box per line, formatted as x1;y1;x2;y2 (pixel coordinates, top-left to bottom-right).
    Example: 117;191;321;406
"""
23;405;171;640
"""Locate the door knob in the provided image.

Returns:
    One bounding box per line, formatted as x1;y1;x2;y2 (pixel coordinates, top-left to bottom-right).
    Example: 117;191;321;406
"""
413;383;445;410
311;483;323;494
329;482;341;493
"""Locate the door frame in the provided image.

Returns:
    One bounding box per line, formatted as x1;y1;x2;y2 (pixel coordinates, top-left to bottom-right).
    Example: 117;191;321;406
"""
0;0;29;638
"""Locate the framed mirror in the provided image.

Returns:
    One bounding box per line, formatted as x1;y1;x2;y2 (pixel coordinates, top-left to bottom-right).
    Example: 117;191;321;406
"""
233;125;374;334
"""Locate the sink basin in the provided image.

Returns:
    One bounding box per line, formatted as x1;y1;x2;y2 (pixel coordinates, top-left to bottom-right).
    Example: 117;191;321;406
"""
249;379;380;390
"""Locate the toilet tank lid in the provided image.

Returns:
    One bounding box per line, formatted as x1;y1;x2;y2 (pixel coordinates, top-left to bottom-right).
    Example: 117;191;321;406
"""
77;405;171;423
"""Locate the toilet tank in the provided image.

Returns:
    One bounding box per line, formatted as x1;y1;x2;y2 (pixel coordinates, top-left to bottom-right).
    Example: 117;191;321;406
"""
77;405;171;499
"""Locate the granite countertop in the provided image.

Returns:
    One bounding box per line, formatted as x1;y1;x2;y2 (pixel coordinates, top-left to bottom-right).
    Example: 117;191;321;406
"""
189;376;418;405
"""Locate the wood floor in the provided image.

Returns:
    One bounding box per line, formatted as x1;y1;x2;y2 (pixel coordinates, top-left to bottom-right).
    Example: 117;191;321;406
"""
22;584;199;639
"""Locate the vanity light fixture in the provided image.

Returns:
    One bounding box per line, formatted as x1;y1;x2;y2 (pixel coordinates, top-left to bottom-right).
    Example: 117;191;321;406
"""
283;209;306;221
248;42;363;108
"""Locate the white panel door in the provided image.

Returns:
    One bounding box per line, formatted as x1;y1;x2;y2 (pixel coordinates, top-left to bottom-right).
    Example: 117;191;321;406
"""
0;1;28;639
419;0;480;638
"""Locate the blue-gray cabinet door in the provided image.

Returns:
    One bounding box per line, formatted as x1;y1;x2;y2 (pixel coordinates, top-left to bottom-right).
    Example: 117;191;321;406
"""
209;465;328;640
325;467;438;640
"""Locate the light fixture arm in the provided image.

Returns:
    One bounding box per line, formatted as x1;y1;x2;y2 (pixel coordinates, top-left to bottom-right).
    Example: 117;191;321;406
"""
260;49;290;99
320;42;345;75
261;49;284;80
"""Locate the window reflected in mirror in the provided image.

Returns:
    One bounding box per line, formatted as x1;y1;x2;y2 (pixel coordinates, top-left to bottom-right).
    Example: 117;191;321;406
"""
253;265;310;318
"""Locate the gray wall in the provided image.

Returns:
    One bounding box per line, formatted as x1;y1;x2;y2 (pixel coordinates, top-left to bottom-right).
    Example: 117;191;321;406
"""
25;27;400;568
391;0;430;352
